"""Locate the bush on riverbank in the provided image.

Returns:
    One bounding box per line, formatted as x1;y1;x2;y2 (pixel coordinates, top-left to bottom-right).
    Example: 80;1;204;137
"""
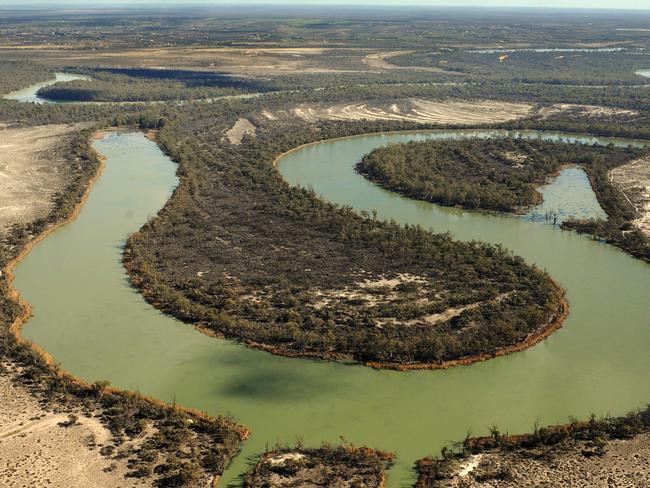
242;443;394;488
415;406;650;487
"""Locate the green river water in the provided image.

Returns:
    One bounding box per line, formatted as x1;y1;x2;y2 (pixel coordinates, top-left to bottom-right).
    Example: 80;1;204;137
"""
12;128;650;487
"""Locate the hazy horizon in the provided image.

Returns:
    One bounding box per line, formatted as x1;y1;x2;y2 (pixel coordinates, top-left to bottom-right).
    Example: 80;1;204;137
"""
2;1;649;10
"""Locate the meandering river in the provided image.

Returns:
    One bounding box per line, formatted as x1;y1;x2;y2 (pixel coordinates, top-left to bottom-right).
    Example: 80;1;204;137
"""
11;125;650;486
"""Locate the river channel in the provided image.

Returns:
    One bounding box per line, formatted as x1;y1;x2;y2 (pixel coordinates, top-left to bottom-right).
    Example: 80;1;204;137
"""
11;126;650;486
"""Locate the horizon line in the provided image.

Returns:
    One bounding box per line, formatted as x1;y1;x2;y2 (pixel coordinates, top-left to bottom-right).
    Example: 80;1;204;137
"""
1;3;650;11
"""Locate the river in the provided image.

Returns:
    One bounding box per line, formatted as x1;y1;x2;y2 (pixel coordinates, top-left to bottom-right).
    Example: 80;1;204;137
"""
2;72;268;105
11;125;650;486
4;72;89;103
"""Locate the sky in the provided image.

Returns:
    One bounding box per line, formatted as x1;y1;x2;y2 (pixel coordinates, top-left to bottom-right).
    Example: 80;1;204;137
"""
2;0;649;9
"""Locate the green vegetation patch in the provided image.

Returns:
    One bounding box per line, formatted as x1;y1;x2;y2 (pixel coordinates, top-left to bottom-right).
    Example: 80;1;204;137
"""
0;61;53;95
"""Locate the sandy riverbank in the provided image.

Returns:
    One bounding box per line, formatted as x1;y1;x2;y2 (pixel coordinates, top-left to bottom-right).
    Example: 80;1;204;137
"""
0;123;87;237
0;362;148;488
610;155;650;238
424;432;650;487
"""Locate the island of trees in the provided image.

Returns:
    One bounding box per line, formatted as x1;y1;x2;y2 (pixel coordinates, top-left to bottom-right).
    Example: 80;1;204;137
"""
357;138;642;213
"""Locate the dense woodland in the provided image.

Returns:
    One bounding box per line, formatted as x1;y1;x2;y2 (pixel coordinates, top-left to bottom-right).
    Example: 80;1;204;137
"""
0;61;53;95
357;138;642;212
36;68;270;102
391;50;650;85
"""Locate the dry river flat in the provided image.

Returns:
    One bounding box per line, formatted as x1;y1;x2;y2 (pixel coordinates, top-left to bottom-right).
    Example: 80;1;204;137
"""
0;123;83;236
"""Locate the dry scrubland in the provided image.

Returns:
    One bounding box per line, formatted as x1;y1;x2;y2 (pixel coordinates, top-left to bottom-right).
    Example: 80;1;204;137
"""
427;435;650;487
262;100;636;125
610;156;650;237
0;124;83;236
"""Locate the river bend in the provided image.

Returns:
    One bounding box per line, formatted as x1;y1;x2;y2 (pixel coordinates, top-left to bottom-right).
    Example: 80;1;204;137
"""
10;125;650;486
